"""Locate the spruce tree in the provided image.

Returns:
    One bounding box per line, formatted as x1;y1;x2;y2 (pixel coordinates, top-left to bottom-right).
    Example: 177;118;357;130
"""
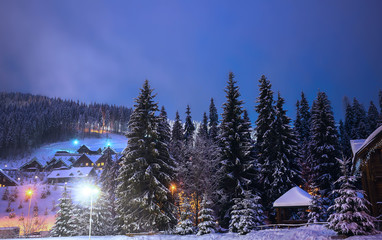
92;192;114;235
175;198;194;235
68;204;88;236
338;120;350;157
229;190;264;235
255;75;278;212
116;80;176;233
294;92;311;188
51;186;73;237
209;98;219;141
309;91;340;212
328;158;376;236
184;105;195;145
308;183;324;223
270;93;301;197
197;194;216;235
352;98;369;139
218;72;255;228
367;101;379;133
170;111;184;165
197;112;208;140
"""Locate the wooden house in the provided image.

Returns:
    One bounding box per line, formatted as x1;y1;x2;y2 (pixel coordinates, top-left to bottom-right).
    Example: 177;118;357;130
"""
0;169;18;187
77;145;102;155
19;157;45;172
352;125;382;219
45;156;75;171
47;167;96;183
72;154;101;167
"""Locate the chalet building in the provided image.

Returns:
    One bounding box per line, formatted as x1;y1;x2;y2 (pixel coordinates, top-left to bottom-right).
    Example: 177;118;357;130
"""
19;157;45;172
45;156;75;171
77;145;102;155
47;167;96;183
0;169;18;187
352;125;382;219
72;154;101;167
102;146;117;155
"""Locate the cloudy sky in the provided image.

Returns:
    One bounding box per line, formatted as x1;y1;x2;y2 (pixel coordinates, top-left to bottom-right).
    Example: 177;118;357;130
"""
1;0;381;122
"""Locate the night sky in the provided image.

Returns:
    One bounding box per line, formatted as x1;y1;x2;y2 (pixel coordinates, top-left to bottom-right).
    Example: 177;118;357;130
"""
1;0;382;123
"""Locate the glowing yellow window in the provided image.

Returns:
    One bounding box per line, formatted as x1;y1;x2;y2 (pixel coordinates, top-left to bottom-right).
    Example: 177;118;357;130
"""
86;163;89;166
101;162;104;166
91;163;94;166
97;163;100;166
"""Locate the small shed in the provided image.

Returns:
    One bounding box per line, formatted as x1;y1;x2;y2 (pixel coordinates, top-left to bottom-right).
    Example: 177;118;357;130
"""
273;186;312;223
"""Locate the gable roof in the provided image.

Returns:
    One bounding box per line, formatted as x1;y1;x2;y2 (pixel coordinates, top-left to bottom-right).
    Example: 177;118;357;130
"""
350;139;366;156
273;186;312;207
354;125;382;159
19;157;45;169
0;169;19;185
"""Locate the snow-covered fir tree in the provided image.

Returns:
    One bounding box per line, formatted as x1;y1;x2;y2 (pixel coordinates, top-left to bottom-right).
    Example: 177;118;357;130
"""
294;92;311;187
51;185;73;237
175;198;195;235
309;91;340;202
270;93;301;197
229;190;265;235
68;204;88;236
328;158;376;236
98;149;120;234
92;192;114;235
209;98;219;141
351;98;369;139
308;183;324;223
197;194;216;235
368;101;379;133
197;112;208;140
255;75;278;212
170;111;184;165
184;105;195;145
116;80;176;233
218;72;256;228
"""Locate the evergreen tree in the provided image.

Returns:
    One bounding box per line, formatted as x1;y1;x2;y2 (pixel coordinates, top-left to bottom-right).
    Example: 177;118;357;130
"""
170;111;184;165
308;183;324;223
51;186;73;237
255;75;278;212
379;90;382;125
197;194;216;235
309;91;340;204
209;98;219;141
352;98;368;139
68;204;88;236
116;80;176;233
294;92;311;188
92;192;114;236
328;158;376;236
218;72;255;228
175;199;194;235
197;112;209;140
184;105;195;145
270;93;301;197
338;120;350;157
367;101;379;133
229;190;264;235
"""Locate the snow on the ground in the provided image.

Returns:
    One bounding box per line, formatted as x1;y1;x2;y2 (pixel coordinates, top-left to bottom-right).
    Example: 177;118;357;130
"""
0;133;127;168
2;225;381;240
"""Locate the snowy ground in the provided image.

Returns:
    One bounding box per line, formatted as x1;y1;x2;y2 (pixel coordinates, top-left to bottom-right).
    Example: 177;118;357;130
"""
2;225;382;240
0;133;128;168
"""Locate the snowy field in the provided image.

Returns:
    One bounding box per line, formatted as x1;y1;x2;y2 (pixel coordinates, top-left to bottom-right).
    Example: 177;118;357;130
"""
2;225;382;240
0;133;128;168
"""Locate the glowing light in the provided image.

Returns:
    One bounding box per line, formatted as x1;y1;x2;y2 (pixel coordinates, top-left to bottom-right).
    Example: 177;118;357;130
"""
106;141;112;147
81;184;100;199
73;139;79;145
26;189;33;196
171;184;176;191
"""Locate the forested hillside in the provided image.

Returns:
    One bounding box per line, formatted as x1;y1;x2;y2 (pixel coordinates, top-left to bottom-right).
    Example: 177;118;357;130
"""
0;92;132;157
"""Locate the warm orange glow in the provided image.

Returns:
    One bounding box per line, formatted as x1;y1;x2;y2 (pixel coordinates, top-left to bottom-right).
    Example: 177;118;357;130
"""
171;184;176;191
26;189;33;196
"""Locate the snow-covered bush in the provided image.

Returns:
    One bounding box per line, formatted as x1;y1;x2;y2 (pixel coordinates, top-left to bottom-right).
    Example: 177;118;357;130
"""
175;199;195;235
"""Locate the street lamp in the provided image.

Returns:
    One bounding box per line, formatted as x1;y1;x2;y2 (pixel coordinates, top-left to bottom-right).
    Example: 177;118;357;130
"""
26;188;33;235
81;185;100;240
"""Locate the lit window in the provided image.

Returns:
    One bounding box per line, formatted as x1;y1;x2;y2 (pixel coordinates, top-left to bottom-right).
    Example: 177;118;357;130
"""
101;162;104;166
97;163;100;166
91;163;94;166
4;164;7;167
86;163;89;166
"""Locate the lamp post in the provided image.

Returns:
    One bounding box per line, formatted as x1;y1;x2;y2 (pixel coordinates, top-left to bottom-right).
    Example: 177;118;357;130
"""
26;189;33;236
82;185;99;240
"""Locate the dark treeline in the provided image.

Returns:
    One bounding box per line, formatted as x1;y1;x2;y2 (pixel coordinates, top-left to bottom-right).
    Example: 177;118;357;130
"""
0;92;132;158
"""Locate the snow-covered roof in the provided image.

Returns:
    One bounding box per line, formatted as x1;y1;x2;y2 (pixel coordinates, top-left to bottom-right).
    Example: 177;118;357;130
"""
0;169;19;185
273;186;312;207
350;139;366;156
47;167;94;179
355;125;382;158
86;155;102;163
19;157;45;169
53;156;75;167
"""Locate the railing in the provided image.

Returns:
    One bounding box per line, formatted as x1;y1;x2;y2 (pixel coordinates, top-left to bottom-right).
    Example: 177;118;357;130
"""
255;222;328;230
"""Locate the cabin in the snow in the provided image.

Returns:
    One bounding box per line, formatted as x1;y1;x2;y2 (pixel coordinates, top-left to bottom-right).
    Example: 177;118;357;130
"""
77;145;102;155
273;186;312;224
47;167;96;183
0;169;18;187
352;125;382;219
19;157;45;172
